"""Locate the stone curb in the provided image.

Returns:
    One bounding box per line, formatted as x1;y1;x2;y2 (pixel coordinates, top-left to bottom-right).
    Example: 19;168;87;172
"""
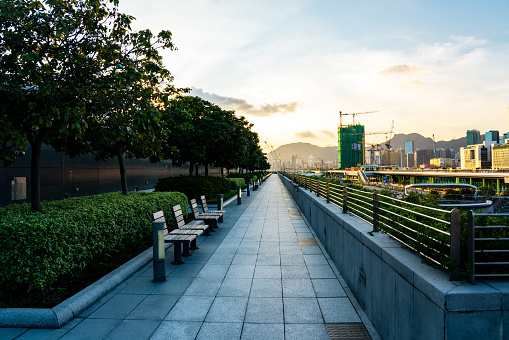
0;197;237;329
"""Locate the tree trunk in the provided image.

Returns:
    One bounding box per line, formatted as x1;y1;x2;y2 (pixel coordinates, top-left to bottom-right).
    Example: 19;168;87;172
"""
29;139;43;212
117;148;128;195
221;167;224;177
195;164;199;176
189;163;194;176
205;164;209;176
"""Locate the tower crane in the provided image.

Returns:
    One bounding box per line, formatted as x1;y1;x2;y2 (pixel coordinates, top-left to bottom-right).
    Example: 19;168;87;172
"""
339;111;378;127
264;141;281;172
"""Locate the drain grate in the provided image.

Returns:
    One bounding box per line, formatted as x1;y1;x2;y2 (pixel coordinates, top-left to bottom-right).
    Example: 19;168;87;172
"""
326;323;372;340
298;238;318;246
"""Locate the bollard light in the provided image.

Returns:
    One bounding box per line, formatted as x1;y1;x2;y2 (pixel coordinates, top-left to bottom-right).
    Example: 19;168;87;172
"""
152;219;166;282
237;185;242;205
247;180;251;196
218;194;224;222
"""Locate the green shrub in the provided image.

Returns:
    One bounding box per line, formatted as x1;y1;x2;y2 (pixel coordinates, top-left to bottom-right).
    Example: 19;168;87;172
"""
229;178;246;190
155;175;231;201
0;191;187;293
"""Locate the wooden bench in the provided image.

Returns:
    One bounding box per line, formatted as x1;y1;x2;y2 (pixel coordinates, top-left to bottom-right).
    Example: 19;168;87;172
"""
151;211;203;265
199;195;225;222
190;198;221;229
171;204;212;236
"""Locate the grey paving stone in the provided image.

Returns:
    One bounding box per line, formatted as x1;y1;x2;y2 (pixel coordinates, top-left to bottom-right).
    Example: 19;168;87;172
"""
217;278;253;297
0;328;29;340
151;321;201;340
303;254;329;266
59;319;121;340
165;295;214;321
257;254;281;266
283;298;323;324
284;323;329;340
207;252;236;265
171;263;205;277
16;318;83;340
232;254;258;265
281;265;310;279
225;264;255;279
151;277;194;295
318;297;361;323
183;277;223;296
280;254;305;265
280;246;302;254
283;279;316;298
312;279;347;297
296;232;314;238
196;322;243;340
104;319;160;340
245;297;284;323
125;295;178;320
301;246;323;255
196;264;230;279
118;275;159;294
306;265;336;279
205;296;248;323
88;294;146;319
184;252;212;264
241;323;284;340
250;278;283;297
254;265;282;279
77;291;115;317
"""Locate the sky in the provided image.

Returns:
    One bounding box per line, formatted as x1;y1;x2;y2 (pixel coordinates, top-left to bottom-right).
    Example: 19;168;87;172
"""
117;0;509;150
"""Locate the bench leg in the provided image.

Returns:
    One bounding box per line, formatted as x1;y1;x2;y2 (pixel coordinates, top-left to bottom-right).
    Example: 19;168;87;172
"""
214;219;219;228
203;225;211;236
172;243;184;265
182;242;192;257
219;215;223;223
190;238;199;250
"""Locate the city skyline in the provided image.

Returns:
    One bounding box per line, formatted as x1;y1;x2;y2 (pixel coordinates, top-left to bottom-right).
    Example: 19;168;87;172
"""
118;0;509;150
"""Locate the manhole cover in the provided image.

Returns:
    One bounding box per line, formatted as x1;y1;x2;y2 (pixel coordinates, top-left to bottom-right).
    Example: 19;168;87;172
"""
298;238;318;246
326;323;372;340
290;213;301;217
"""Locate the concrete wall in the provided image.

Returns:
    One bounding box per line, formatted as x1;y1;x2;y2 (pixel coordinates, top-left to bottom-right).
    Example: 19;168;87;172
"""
280;175;509;340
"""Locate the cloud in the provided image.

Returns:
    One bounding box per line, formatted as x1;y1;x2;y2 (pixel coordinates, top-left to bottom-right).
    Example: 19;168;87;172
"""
378;64;424;76
295;130;317;138
320;130;335;138
406;79;426;87
191;88;298;117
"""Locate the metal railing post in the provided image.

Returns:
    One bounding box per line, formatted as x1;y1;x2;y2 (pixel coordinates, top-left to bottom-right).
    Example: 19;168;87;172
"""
467;210;475;284
342;186;348;214
326;182;330;203
449;208;461;281
373;192;379;232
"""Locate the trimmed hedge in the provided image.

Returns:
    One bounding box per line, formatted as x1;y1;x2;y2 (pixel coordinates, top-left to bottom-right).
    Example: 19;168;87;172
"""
229;178;246;190
155;175;231;201
0;191;187;293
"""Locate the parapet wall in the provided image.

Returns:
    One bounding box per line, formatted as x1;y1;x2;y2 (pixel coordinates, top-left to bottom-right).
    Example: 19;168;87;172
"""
280;175;509;340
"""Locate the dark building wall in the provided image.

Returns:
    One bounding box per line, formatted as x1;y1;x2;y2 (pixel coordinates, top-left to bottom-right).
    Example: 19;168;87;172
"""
1;144;221;207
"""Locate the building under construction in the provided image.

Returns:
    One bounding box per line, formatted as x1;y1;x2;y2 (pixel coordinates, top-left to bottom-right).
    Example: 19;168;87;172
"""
338;124;364;169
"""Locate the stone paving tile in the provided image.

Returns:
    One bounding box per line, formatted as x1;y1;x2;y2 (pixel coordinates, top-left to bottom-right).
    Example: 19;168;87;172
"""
103;319;160;340
125;295;178;320
151;321;201;340
183;277;223;296
165;296;214;321
150;277;193;295
77;292;116;318
283;298;323;324
241;323;285;340
257;254;281;266
196;322;243;340
0;328;28;340
118;275;159;295
312;278;347;298
225;264;256;279
280;254;305;266
306;264;337;279
245;297;284;323
250;278;283;297
232;254;258;265
282;278;316;298
88;294;146;319
59;319;121;340
303;254;330;266
281;265;310;279
15;318;82;340
284;323;329;340
183;252;212;264
217;278;253;297
170;263;205;277
207;252;236;265
205;296;249;323
300;246;323;255
196;264;230;279
318;297;361;323
254;265;282;279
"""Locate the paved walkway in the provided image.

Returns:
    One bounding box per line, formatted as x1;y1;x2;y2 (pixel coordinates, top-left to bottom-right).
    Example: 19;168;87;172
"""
2;175;378;340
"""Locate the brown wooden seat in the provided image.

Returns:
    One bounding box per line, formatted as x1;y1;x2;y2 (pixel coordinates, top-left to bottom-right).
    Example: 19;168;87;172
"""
171;204;212;236
190;198;220;228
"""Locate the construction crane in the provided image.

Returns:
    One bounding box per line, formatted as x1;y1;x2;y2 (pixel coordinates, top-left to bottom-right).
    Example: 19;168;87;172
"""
264;141;281;172
339;111;378;127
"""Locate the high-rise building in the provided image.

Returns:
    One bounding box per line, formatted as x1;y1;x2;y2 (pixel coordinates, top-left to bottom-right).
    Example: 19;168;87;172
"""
405;140;414;155
492;140;509;169
499;132;509;144
338;124;364;169
485;130;499;142
466;129;481;146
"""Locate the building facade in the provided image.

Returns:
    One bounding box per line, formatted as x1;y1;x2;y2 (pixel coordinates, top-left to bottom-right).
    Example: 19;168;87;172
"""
466;129;481;146
405;140;414;155
492;141;509;169
337;124;364;169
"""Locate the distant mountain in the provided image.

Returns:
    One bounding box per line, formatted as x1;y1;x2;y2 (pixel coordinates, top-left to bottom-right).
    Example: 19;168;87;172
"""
272;134;475;163
272;142;337;162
